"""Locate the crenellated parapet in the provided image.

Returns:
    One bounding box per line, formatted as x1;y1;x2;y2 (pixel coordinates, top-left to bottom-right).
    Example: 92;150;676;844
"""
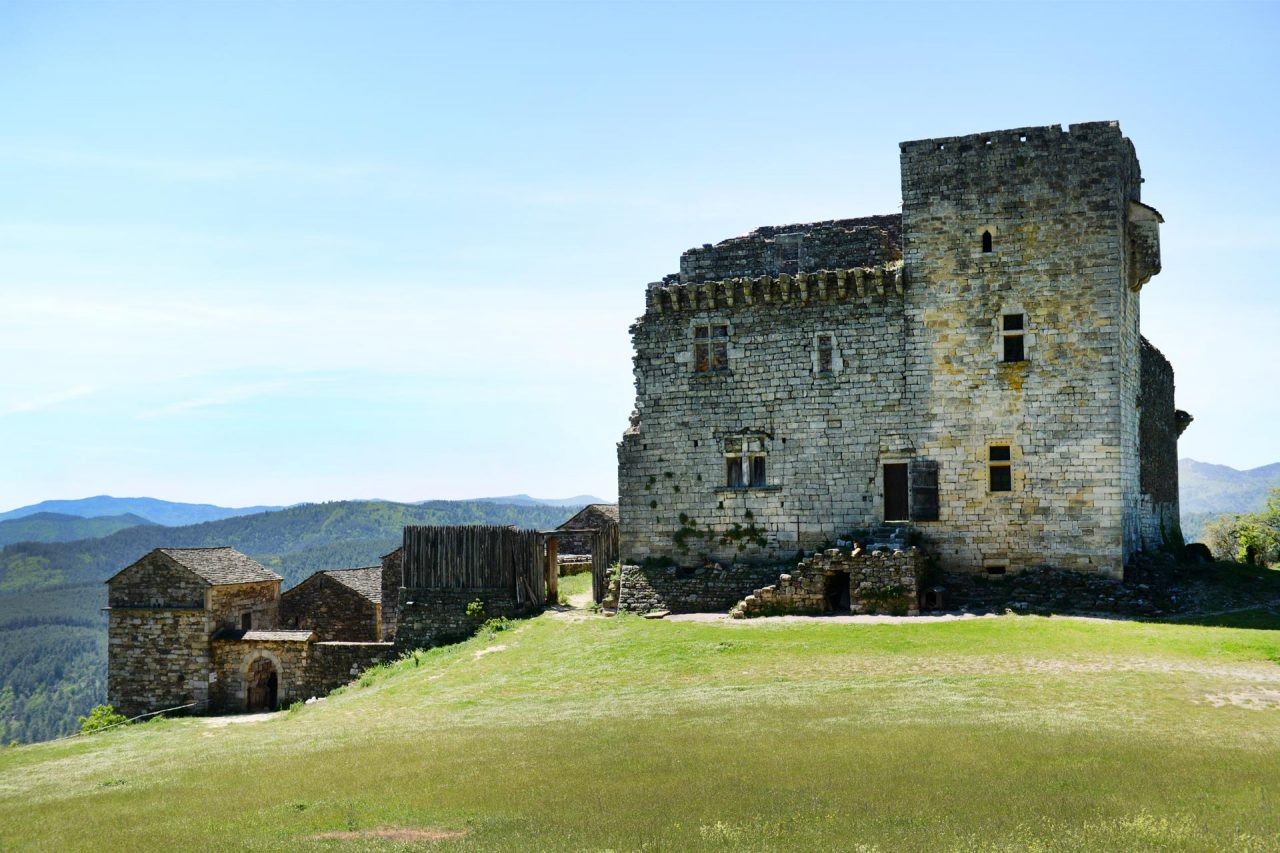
644;261;904;315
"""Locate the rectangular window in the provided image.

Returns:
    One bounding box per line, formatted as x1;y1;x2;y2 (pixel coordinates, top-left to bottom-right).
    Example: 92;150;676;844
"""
725;435;767;488
241;612;252;631
817;333;833;374
1001;313;1025;363
884;463;909;521
694;324;729;373
989;445;1012;492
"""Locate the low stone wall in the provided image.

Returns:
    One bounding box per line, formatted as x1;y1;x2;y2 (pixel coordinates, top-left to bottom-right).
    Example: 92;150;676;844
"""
618;562;782;613
303;642;395;698
395;586;532;650
558;556;593;576
732;548;924;618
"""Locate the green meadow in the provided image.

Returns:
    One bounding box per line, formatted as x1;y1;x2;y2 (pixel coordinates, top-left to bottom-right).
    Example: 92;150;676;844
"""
1;605;1279;851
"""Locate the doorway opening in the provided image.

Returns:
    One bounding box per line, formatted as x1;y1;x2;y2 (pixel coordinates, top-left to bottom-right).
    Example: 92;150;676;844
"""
824;571;851;613
884;463;909;521
246;657;278;711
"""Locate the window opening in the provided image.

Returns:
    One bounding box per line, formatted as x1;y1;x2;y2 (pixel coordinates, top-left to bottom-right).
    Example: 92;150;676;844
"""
1001;313;1025;362
986;565;1007;576
817;333;833;374
725;435;767;488
241;612;252;631
981;230;993;253
694;324;729;373
989;445;1012;492
884;463;909;521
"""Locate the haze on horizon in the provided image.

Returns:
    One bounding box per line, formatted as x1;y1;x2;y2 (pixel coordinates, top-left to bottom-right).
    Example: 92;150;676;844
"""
2;1;1277;510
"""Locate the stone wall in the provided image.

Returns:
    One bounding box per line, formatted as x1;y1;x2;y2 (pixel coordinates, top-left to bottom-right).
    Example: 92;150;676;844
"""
555;505;619;555
731;549;924;618
617;562;783;614
304;642;395;698
108;554;206;608
1138;337;1180;549
208;581;280;633
380;548;403;642
619;265;909;567
674;216;902;284
107;608;209;718
280;575;380;641
394;586;527;650
209;639;310;712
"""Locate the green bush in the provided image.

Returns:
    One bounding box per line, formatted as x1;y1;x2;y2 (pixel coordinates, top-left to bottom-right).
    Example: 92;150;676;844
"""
465;598;485;619
78;704;127;734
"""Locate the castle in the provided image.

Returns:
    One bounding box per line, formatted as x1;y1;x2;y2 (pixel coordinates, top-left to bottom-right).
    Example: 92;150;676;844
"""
618;122;1189;599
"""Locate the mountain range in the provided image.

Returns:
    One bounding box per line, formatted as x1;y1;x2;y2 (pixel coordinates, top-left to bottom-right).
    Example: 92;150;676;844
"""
0;496;280;526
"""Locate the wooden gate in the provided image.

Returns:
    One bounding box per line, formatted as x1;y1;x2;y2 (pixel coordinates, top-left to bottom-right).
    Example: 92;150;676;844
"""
590;520;620;604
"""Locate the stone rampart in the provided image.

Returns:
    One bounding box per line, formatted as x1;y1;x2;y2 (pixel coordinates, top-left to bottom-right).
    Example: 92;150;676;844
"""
395;586;530;650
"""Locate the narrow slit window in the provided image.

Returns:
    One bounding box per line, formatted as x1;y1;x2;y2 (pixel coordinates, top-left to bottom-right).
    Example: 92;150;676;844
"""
1001;313;1025;362
816;333;833;374
989;445;1012;492
981;230;993;253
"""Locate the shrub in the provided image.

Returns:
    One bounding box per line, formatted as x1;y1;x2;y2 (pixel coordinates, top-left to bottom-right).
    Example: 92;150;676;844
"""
465;599;485;620
79;704;128;734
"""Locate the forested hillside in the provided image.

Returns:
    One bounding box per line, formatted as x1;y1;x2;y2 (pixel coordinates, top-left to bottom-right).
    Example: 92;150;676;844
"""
0;513;153;548
0;496;281;526
0;500;577;744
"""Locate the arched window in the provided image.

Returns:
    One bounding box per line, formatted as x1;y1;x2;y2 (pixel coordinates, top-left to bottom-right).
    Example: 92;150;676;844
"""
981;230;993;253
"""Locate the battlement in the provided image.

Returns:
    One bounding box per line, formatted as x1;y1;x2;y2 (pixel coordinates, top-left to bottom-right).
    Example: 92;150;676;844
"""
645;262;903;314
900;120;1141;207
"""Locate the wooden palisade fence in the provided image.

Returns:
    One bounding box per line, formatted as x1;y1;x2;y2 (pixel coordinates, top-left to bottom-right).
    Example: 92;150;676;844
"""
591;520;620;604
402;525;546;608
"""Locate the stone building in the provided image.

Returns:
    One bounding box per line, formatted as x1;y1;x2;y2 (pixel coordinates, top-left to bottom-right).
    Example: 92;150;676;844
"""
107;547;391;717
554;503;619;556
618;121;1189;597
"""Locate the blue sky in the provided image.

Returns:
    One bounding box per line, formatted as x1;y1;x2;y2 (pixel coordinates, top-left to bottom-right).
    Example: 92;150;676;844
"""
1;1;1276;509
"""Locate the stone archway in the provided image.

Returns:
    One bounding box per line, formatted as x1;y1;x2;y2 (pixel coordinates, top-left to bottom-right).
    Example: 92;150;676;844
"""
245;656;279;711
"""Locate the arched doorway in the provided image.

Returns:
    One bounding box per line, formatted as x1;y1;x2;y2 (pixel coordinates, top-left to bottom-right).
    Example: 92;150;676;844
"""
246;656;279;711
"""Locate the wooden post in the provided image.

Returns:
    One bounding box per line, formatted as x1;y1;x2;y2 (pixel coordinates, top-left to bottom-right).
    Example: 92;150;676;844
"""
545;536;559;605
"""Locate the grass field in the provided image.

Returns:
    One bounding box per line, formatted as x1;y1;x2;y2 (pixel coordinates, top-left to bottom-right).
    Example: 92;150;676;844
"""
1;607;1279;851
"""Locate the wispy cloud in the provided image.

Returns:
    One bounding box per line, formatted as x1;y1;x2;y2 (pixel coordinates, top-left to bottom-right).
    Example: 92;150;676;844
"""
0;384;98;417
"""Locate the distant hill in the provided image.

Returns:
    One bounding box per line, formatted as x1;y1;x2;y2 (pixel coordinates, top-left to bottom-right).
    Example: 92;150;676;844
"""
472;494;607;507
0;496;281;527
0;498;580;744
1179;460;1280;515
0;512;154;548
1180;459;1280;542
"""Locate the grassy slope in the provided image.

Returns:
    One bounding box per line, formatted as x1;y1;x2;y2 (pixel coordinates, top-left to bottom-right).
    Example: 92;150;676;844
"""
2;613;1278;851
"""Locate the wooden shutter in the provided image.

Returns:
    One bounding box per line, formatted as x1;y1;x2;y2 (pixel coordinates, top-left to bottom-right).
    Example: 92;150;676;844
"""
910;459;939;522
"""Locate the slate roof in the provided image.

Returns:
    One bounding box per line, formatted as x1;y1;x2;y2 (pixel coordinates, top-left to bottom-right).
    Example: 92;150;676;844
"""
214;629;315;642
320;566;382;604
557;503;620;530
158;547;281;586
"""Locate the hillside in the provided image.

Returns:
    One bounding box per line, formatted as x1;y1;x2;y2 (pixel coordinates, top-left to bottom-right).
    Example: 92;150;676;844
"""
0;496;282;526
471;494;608;507
2;609;1278;849
1179;458;1280;542
0;513;154;548
0;499;578;744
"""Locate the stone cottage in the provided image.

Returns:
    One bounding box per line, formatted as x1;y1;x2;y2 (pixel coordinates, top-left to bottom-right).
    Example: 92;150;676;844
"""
553;503;619;557
107;547;391;717
618;121;1189;607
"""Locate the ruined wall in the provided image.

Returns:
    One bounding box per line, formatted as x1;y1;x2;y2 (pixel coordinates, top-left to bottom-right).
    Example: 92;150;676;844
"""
208;581;280;632
675;216;902;284
900;122;1148;578
107;608;208;718
617;563;782;614
280;575;380;641
380;548;403;642
619;265;909;568
731;548;924;617
1138;337;1180;548
394;587;526;650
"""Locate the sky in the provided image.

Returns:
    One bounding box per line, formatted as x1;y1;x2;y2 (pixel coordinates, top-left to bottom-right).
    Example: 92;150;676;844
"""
1;1;1277;510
